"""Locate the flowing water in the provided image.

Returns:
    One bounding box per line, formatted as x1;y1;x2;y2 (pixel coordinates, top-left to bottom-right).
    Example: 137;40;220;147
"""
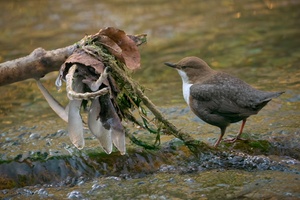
0;0;300;199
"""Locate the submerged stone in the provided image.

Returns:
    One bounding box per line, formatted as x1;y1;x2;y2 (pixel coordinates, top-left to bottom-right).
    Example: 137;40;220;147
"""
67;190;84;199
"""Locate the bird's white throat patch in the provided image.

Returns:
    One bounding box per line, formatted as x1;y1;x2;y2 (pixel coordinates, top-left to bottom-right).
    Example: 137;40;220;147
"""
178;70;192;106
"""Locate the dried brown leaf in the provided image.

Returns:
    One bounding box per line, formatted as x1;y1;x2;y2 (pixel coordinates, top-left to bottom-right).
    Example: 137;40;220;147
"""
65;50;105;74
97;35;123;61
99;27;141;70
59;49;105;80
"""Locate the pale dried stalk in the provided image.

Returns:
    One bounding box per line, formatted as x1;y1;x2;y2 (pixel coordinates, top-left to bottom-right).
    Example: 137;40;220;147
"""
66;64;109;100
36;80;69;122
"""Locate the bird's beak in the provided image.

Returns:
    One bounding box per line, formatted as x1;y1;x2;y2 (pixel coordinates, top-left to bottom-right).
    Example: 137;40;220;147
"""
164;62;178;69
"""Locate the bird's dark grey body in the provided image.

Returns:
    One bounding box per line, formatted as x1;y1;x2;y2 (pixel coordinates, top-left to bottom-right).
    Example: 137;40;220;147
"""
189;71;282;128
165;56;283;147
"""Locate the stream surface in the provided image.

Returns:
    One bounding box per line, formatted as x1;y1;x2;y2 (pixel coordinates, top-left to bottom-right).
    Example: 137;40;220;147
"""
0;0;300;199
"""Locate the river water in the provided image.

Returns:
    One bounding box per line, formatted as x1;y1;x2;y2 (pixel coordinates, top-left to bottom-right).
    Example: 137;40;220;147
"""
0;0;300;199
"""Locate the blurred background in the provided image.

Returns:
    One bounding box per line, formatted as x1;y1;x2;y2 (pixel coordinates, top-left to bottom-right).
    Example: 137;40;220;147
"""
0;0;300;198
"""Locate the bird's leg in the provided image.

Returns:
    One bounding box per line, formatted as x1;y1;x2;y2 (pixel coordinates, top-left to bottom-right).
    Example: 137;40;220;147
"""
236;119;247;140
214;127;226;147
224;119;247;143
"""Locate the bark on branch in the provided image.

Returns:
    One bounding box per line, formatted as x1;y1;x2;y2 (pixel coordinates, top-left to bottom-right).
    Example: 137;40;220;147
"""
0;45;77;86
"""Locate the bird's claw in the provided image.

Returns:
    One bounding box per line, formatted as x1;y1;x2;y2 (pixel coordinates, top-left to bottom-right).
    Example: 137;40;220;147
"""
223;137;247;143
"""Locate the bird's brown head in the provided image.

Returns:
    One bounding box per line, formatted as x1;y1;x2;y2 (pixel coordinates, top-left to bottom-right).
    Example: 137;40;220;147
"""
164;56;214;83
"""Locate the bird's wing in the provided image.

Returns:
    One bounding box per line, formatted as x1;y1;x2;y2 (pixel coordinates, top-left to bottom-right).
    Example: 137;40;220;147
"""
190;84;257;119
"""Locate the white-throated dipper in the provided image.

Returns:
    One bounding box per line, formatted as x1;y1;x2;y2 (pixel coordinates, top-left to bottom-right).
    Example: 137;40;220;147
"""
165;56;284;147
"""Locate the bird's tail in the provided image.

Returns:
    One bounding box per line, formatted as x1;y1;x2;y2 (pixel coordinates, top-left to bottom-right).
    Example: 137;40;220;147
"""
255;91;284;110
264;91;284;101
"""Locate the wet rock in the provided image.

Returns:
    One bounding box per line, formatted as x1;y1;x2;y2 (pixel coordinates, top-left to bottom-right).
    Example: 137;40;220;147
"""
5;137;12;142
43;129;67;139
286;94;300;102
0;132;7;137
77;176;86;186
63;176;78;186
166;138;184;149
17;132;31;139
29;133;40;140
280;158;300;165
167;177;175;183
1;189;8;195
45;138;52;146
48;149;62;156
137;181;145;185
105;176;121;181
184;178;195;183
0;139;299;193
67;190;84;199
179;107;190;115
91;183;106;191
87;183;107;195
150;195;167;200
34;188;49;197
17;188;34;196
159;164;177;173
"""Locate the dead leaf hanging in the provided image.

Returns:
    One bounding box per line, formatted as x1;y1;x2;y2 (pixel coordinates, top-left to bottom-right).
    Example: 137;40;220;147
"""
98;27;141;70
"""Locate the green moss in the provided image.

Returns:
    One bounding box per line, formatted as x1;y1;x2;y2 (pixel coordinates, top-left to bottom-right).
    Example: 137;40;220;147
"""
0;177;17;190
29;151;49;161
248;140;272;152
225;139;272;154
0;159;11;164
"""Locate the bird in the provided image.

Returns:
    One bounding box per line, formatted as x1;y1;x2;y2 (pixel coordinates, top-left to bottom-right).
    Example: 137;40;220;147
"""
164;56;284;147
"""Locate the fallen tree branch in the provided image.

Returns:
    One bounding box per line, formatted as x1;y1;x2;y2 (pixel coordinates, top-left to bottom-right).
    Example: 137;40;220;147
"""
0;45;77;86
0;28;210;155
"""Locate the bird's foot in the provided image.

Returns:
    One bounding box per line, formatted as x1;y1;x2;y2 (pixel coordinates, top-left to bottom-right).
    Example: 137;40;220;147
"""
224;137;247;143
